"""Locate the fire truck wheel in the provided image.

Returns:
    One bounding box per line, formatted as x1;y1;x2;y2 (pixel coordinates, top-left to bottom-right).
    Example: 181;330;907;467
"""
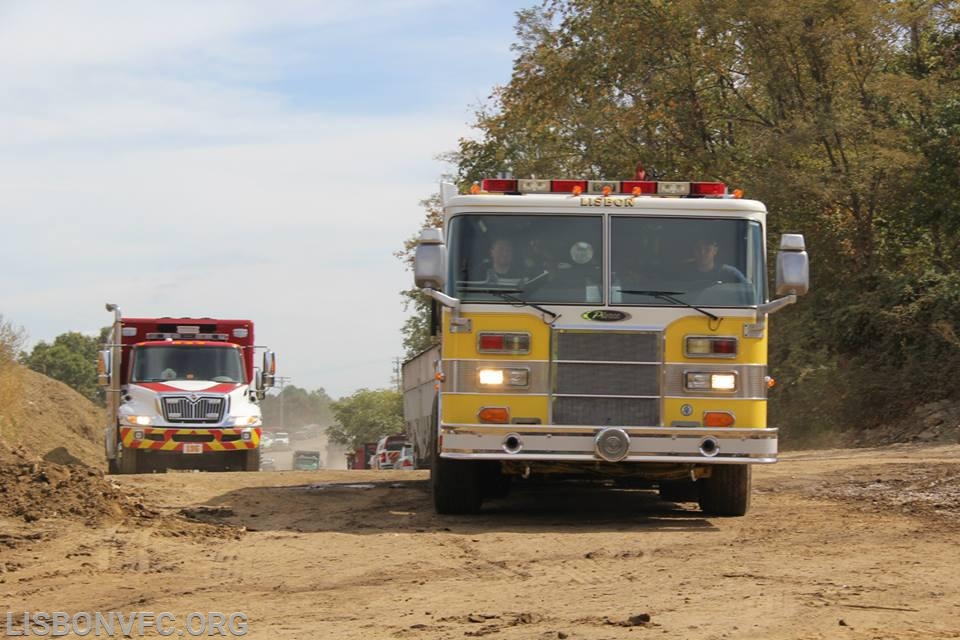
698;464;751;516
429;401;482;513
117;445;141;474
243;448;261;472
432;455;482;514
107;458;120;474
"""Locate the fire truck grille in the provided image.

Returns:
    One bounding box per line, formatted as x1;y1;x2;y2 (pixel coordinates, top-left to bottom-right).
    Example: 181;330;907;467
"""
161;396;226;424
552;331;661;427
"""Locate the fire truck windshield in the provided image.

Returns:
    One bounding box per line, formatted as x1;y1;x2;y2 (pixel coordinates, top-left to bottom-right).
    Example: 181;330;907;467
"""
611;217;765;307
131;345;246;383
448;214;765;307
449;214;604;304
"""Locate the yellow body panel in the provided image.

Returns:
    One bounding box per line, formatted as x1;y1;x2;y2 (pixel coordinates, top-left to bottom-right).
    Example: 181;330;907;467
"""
442;393;548;425
662;398;766;428
443;310;552;360
663;315;767;364
440;309;769;429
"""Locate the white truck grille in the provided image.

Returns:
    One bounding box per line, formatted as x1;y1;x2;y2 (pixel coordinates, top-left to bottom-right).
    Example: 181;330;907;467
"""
161;396;226;424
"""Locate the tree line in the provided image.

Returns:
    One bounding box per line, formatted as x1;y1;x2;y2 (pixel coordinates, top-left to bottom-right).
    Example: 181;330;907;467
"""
402;0;960;443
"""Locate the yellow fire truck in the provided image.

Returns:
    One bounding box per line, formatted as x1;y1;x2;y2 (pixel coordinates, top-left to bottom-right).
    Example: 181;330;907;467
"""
403;176;808;516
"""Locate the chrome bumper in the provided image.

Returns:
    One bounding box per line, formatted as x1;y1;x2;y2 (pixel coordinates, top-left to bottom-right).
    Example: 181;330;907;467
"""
440;424;777;464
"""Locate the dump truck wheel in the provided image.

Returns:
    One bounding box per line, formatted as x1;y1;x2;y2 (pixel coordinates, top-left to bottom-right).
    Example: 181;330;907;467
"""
243;448;261;472
698;464;751;516
117;445;141;474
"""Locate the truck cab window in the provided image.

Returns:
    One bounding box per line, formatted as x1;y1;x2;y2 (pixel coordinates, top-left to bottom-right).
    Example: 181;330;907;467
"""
611;217;765;307
448;214;603;304
131;346;246;383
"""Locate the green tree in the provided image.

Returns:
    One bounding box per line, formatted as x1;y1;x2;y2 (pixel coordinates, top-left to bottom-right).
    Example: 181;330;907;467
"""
427;0;960;439
260;385;334;430
20;329;108;403
327;388;403;450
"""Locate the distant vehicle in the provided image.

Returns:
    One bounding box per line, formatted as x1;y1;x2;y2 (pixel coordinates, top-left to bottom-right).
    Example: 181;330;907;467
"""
395;443;416;470
261;432;275;449
273;432;291;450
260;457;277;471
292;450;321;471
372;434;407;470
291;425;322;441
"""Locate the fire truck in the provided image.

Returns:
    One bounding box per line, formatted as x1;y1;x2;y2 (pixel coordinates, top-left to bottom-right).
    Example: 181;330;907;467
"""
98;304;276;474
403;176;809;515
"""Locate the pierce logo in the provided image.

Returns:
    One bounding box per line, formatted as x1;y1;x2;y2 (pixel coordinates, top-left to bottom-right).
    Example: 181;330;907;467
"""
581;310;630;322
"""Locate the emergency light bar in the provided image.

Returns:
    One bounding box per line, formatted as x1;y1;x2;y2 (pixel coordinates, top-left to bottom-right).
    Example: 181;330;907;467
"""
479;178;733;198
145;332;230;341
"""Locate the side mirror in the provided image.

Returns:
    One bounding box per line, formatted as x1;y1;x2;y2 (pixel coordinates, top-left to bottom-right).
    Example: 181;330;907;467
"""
775;233;809;296
97;350;112;386
414;228;446;290
261;351;276;388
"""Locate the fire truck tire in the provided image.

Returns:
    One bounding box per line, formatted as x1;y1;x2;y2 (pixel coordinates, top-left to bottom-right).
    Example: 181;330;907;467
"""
432;456;482;514
698;464;751;516
243;448;261;472
117;445;141;474
107;458;120;474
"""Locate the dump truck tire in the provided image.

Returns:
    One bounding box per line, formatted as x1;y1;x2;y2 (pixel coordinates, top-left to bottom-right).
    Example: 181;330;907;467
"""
243;448;261;472
117;445;141;474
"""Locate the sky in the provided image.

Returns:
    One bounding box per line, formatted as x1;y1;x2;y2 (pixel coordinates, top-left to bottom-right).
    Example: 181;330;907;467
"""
0;0;533;398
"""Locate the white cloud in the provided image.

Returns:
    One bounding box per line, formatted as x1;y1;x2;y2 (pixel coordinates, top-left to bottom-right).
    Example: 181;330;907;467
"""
0;0;525;398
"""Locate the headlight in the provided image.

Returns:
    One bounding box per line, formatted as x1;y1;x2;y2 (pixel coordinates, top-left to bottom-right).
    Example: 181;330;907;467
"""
685;372;737;392
125;415;152;426
477;368;529;387
227;416;262;427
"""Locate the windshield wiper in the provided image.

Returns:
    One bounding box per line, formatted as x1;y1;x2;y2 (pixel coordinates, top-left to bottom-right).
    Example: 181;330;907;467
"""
620;289;719;321
459;286;559;321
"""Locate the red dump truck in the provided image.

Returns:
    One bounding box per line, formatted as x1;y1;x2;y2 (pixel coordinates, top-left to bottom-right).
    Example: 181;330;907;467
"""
99;303;276;473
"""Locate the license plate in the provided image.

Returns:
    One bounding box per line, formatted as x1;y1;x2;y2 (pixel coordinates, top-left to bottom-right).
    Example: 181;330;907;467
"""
183;443;203;454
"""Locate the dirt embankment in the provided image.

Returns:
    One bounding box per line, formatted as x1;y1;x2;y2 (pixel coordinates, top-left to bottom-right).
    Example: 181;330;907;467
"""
0;366;105;467
0;366;134;528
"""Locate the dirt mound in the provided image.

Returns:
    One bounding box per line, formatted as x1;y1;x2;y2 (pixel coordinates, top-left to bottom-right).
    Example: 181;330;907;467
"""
0;441;135;525
0;366;104;467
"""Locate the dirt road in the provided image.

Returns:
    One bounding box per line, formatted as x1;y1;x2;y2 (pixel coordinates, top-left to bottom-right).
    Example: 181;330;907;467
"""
4;444;959;639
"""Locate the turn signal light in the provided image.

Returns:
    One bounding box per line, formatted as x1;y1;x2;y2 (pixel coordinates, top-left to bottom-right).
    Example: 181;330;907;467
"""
478;407;510;424
703;411;735;427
